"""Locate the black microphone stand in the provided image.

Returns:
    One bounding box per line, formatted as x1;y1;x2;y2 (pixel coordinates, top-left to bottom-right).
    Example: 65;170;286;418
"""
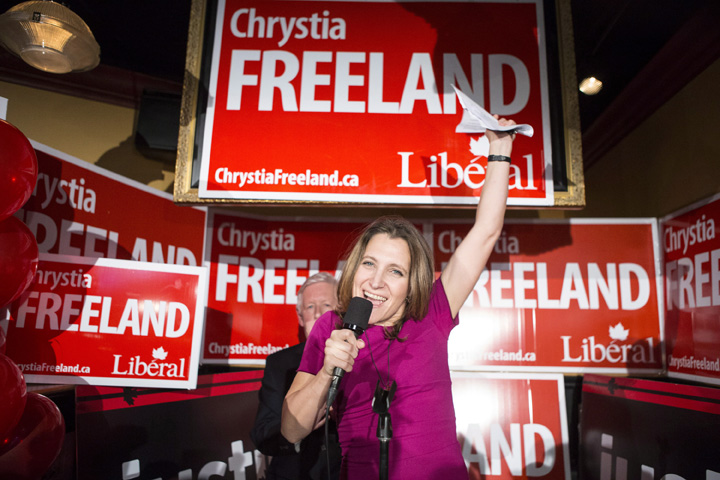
372;379;396;480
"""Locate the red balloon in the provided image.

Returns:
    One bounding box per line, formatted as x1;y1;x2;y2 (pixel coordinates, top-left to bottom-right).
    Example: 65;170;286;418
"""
0;216;39;308
0;119;38;221
0;353;27;444
0;392;65;480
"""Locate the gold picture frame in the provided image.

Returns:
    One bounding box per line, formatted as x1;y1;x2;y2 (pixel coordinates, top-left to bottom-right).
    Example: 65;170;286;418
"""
174;0;584;209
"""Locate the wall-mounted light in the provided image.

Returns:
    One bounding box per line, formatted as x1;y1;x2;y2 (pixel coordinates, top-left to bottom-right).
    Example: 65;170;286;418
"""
579;76;603;95
0;1;100;74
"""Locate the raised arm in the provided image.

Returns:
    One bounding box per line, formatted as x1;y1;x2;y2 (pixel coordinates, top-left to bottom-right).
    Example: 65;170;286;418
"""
440;119;516;317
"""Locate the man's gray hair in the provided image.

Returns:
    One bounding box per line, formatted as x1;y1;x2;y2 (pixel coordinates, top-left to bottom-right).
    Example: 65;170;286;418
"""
296;272;338;314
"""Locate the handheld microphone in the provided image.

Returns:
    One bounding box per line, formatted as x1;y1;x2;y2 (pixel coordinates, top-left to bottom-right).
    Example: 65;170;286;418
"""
327;296;372;406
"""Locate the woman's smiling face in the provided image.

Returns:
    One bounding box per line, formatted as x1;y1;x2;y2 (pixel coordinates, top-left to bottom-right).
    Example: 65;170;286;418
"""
352;233;411;327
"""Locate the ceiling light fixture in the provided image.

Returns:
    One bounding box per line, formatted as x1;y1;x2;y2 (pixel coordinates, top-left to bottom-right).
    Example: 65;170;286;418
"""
579;76;603;95
0;1;100;74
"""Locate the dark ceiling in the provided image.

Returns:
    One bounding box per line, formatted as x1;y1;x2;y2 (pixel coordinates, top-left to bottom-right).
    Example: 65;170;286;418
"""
1;0;719;169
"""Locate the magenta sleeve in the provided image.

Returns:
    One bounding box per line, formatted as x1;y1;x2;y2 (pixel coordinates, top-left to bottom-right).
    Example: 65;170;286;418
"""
428;278;460;338
297;311;336;375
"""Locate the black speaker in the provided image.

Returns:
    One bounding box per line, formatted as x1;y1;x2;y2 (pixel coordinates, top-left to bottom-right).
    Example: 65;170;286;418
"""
135;90;182;163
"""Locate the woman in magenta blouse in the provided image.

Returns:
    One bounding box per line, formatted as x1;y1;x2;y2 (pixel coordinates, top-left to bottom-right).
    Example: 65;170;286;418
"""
282;117;516;480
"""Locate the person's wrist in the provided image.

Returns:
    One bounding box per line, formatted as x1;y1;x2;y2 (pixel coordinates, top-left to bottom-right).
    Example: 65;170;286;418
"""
319;366;334;380
488;144;512;157
487;155;511;163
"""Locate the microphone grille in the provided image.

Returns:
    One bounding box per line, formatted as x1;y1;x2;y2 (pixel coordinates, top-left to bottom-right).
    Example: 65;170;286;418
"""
345;296;372;330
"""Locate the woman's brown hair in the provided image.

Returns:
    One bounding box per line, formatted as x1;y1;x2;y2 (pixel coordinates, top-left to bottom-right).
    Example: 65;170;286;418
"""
336;216;434;339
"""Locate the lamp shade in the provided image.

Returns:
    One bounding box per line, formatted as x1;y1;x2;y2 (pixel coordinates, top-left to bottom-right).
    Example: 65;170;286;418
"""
0;1;100;74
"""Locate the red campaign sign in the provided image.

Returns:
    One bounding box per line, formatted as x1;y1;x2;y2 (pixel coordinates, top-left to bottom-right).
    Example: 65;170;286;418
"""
4;253;207;389
452;372;570;480
438;219;664;373
15;141;206;266
661;193;720;385
203;210;366;364
198;0;553;205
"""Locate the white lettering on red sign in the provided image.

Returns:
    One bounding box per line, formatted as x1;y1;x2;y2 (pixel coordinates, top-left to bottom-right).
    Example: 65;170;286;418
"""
398;152;538;191
15;293;191;338
665;247;720;309
561;335;656;365
230;8;346;47
32;172;97;213
664;215;716;254
215;255;348;305
216;223;296;254
461;423;555;476
444;261;651;311
226;49;529;116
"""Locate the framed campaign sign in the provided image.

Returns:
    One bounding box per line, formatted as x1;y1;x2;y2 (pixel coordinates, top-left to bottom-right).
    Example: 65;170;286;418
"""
175;0;584;208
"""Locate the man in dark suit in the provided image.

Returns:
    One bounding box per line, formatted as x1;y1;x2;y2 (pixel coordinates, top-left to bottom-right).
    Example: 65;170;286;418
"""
251;272;341;480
